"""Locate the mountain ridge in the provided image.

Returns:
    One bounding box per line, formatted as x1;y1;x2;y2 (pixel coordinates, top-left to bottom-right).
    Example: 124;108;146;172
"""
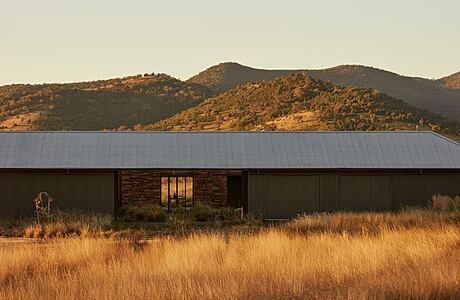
187;62;460;120
0;73;212;131
148;73;460;136
440;71;460;89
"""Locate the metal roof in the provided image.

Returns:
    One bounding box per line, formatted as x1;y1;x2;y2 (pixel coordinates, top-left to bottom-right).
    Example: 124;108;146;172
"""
0;131;459;169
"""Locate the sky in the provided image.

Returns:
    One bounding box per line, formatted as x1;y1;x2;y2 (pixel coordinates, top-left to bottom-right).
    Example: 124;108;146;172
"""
0;0;459;85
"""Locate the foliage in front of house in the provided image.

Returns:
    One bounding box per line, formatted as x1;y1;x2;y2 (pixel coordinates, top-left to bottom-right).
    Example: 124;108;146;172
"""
117;203;241;223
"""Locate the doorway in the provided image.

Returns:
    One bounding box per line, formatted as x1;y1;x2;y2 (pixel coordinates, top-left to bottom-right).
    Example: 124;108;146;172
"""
161;176;193;211
227;175;242;208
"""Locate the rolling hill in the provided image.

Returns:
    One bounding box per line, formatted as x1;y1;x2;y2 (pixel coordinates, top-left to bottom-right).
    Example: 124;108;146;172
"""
440;71;460;89
187;63;460;120
148;74;460;136
0;73;211;131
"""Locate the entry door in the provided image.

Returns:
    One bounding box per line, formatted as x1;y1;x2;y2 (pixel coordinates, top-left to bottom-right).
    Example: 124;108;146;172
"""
161;176;193;211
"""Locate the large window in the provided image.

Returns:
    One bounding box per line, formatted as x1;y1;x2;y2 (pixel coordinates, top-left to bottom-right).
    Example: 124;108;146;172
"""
161;176;193;211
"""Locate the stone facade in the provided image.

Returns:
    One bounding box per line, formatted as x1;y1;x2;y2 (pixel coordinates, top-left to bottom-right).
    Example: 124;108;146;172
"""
193;170;227;207
121;170;161;206
120;170;227;208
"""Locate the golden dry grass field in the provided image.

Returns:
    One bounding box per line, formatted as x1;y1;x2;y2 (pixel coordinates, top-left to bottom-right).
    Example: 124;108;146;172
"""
1;227;459;299
1;196;460;299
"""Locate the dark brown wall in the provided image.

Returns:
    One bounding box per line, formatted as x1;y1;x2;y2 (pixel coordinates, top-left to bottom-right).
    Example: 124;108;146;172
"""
0;171;115;216
248;170;460;218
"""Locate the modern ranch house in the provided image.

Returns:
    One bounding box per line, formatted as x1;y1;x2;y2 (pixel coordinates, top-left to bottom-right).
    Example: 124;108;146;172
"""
0;131;459;218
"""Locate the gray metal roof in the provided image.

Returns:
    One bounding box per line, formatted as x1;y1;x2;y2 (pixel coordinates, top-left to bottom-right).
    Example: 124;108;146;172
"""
0;131;459;169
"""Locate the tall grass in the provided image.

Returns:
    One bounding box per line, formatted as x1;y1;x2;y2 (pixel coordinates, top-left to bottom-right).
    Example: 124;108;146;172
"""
432;194;460;212
0;210;113;238
0;196;459;299
0;227;459;299
285;195;460;235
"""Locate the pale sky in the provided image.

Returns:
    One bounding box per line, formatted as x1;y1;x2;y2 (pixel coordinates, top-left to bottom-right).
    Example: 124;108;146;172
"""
0;0;459;85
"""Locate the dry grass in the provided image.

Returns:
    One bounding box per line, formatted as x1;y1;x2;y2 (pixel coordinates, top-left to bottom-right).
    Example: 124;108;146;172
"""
1;197;460;299
0;226;459;299
285;209;459;235
284;195;460;236
0;210;114;239
432;194;460;212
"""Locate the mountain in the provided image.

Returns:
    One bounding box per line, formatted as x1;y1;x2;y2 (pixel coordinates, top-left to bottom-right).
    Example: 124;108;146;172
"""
0;73;211;131
187;63;460;120
147;74;460;136
439;71;460;89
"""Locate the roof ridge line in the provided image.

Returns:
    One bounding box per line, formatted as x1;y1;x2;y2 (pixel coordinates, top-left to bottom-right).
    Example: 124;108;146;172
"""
428;131;460;146
0;130;438;134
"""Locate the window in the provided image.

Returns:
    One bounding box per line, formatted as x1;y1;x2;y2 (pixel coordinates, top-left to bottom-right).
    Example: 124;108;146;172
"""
161;176;193;211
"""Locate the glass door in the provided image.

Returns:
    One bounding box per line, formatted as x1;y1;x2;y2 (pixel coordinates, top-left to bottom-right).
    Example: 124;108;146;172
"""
161;176;193;212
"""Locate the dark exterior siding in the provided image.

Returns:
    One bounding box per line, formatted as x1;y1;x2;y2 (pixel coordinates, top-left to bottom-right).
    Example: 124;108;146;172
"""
2;169;459;218
319;174;339;212
339;176;391;212
266;175;320;219
0;171;115;216
248;174;265;217
248;170;460;218
393;173;460;209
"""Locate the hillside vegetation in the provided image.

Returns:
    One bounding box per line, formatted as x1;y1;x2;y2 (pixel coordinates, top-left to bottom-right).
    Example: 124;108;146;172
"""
187;62;460;120
440;71;460;89
0;74;211;131
147;74;460;135
2;63;460;132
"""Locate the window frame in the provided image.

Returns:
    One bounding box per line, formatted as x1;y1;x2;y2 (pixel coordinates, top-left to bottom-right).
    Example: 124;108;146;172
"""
160;174;194;212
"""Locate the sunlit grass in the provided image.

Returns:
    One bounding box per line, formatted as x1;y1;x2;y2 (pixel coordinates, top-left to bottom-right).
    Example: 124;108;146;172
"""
0;196;459;299
1;226;459;299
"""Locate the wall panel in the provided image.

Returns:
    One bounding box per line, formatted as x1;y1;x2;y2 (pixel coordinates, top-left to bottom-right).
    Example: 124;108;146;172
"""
0;171;115;215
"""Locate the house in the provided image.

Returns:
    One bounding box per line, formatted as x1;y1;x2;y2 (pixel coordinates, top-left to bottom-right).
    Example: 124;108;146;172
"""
0;131;459;218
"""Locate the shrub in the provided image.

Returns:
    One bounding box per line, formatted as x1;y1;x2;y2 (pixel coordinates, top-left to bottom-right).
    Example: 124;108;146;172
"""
190;204;218;222
167;211;193;235
44;222;67;238
119;205;166;222
215;207;240;221
189;204;241;222
23;224;43;239
21;210;113;239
